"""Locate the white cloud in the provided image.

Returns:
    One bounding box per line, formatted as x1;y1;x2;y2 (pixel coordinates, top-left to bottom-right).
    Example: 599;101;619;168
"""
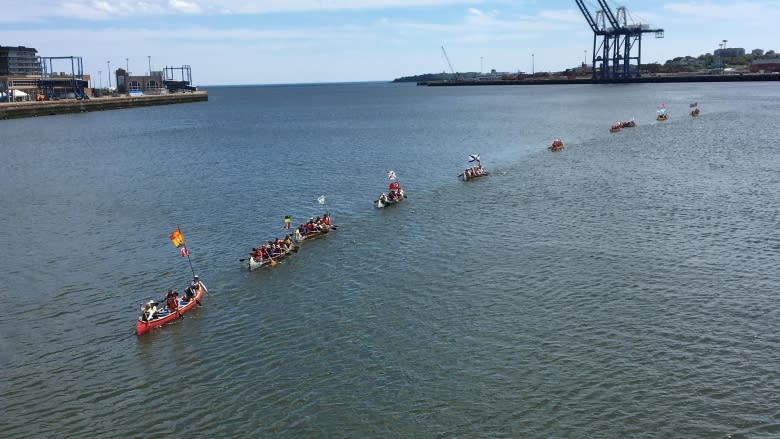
0;0;483;21
169;0;202;14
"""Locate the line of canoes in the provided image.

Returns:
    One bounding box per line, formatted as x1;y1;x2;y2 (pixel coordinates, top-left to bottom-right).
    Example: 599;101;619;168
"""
139;103;704;335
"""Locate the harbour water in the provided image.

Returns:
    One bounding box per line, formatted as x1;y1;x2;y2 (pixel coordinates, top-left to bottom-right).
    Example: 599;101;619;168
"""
1;81;779;438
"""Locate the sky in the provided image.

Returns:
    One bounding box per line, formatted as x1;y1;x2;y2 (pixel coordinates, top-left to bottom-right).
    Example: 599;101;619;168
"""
1;0;779;85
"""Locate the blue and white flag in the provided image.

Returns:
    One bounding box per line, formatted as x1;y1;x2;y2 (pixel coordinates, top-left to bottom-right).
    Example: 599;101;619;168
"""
387;170;397;180
468;154;480;163
318;195;326;205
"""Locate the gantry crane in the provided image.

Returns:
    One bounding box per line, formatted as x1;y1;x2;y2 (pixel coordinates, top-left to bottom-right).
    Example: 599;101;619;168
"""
575;0;663;80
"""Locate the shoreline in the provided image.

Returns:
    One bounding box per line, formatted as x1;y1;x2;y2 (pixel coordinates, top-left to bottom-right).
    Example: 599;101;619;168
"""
0;91;208;120
417;72;780;86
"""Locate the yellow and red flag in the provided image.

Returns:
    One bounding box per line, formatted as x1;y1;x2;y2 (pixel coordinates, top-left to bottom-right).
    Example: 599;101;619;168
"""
170;228;185;248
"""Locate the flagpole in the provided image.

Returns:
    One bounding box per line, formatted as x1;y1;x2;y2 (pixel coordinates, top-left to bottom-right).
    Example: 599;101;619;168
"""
179;225;196;278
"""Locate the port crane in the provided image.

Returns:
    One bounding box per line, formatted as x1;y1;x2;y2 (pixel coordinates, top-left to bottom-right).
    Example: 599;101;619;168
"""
574;0;664;80
441;46;457;78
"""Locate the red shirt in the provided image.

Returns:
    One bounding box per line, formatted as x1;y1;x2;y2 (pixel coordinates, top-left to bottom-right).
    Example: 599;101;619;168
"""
167;296;179;311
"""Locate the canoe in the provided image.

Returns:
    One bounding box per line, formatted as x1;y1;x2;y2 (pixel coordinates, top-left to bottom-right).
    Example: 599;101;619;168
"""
376;189;405;208
248;245;296;270
135;279;206;335
294;225;331;243
459;167;489;181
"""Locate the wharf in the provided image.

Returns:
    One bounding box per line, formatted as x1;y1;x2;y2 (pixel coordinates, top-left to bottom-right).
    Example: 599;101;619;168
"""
417;73;780;86
0;91;208;120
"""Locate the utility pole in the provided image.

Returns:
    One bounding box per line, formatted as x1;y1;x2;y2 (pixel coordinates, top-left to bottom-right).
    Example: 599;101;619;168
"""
107;61;111;89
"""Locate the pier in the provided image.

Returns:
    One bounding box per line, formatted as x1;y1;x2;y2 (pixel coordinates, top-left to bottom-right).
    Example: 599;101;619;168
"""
417;73;780;86
0;91;208;119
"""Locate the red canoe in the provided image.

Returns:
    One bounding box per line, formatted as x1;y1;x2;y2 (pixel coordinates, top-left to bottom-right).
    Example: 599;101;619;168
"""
135;279;206;335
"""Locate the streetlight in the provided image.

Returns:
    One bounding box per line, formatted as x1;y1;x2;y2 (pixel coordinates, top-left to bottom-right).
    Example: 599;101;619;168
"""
107;61;111;89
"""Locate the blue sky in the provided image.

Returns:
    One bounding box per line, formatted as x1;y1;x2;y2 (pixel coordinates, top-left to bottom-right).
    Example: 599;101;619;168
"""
1;0;779;85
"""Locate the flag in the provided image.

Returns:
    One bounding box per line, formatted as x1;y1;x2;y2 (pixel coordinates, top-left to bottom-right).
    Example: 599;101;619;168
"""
284;215;292;229
468;154;480;163
170;228;184;248
387;170;396;180
180;246;188;257
690;102;698;108
318;195;326;205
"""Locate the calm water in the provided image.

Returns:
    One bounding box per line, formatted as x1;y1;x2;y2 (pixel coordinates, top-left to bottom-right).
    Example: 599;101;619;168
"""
1;81;779;438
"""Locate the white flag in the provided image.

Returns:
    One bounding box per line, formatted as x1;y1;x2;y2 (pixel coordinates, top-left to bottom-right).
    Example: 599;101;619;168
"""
468;154;480;162
317;195;326;205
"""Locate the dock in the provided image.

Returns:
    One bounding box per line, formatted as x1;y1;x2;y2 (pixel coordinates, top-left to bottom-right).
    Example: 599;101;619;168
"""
0;91;208;119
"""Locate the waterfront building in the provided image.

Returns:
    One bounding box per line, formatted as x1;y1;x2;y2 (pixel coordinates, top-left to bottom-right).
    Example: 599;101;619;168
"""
0;46;41;76
749;58;780;73
115;68;164;94
0;46;42;101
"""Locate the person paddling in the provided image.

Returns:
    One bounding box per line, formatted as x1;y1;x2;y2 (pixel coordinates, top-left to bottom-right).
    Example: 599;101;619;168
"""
166;290;181;318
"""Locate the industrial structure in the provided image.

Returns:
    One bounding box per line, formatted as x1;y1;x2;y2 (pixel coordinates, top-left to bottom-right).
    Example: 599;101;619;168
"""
1;46;90;101
40;56;89;100
162;65;197;92
574;0;664;80
115;65;196;94
2;44;197;102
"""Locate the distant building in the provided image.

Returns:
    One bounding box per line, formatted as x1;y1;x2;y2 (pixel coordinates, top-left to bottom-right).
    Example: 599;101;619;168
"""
115;68;164;94
0;45;41;75
0;46;42;101
750;58;780;73
714;47;745;58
